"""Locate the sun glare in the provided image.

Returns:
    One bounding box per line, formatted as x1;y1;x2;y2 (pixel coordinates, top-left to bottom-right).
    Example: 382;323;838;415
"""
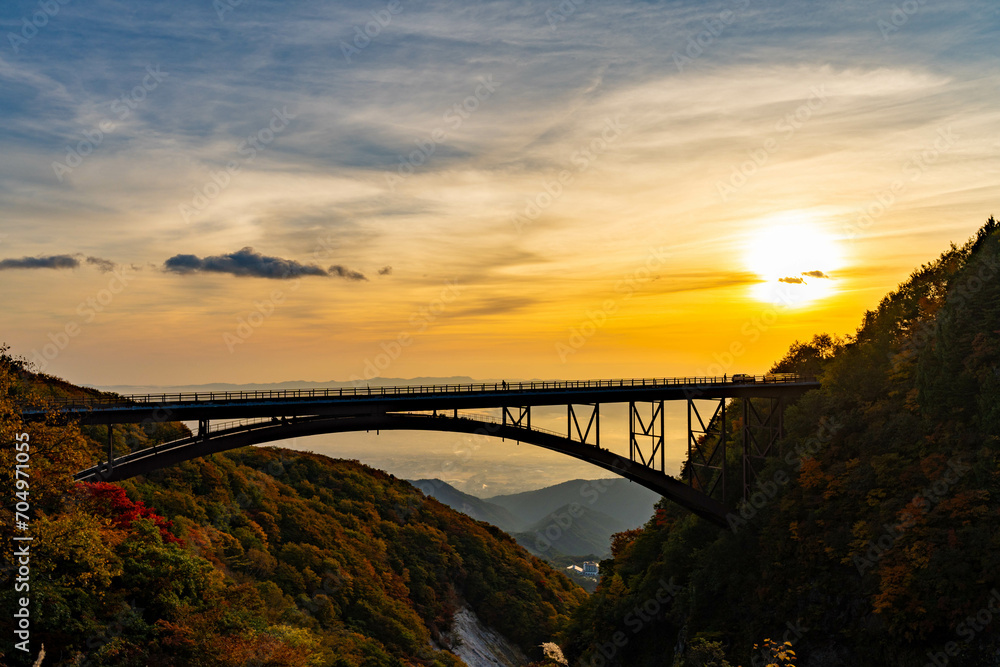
745;216;843;306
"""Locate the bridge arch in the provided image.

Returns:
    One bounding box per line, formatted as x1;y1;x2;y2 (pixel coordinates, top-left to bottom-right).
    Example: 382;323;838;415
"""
76;413;729;526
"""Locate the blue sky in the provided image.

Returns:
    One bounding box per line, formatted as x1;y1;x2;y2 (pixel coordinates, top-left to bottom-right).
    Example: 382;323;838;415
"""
1;0;998;385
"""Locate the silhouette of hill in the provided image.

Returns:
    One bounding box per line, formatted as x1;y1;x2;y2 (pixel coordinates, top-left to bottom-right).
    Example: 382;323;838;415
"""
409;478;524;533
514;504;628;559
487;478;660;529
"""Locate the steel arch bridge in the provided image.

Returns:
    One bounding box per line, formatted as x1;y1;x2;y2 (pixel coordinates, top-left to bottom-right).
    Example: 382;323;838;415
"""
24;374;819;527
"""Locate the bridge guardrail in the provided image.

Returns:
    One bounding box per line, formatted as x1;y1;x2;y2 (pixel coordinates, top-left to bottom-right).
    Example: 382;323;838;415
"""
33;373;813;412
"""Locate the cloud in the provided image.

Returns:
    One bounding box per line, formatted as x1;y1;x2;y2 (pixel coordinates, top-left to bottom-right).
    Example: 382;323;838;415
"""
328;265;368;281
86;256;117;273
378;266;393;275
0;255;79;270
779;276;805;284
801;270;830;279
163;247;331;279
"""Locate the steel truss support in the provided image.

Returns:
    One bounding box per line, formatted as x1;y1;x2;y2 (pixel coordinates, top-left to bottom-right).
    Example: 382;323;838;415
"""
629;401;665;472
687;398;727;503
741;396;785;502
567;403;599;447
502;406;531;429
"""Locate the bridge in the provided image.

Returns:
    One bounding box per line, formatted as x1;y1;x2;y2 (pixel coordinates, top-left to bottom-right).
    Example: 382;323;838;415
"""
23;374;819;526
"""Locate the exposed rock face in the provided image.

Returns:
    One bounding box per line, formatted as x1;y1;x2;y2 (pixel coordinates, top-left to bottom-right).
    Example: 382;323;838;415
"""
442;605;529;667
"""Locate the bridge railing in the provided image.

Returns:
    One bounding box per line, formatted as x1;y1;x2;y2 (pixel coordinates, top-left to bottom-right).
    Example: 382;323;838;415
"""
35;373;812;412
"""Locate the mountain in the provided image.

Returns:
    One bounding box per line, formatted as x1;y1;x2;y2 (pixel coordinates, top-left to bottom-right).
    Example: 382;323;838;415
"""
514;504;628;559
411;477;661;559
408;478;524;533
562;218;1000;666
487;478;661;529
0;360;587;666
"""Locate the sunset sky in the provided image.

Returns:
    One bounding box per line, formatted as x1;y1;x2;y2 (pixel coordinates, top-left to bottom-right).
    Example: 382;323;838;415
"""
2;0;998;389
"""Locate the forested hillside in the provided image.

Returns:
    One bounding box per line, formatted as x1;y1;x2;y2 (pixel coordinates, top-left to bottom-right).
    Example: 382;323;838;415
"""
0;359;586;666
562;218;1000;666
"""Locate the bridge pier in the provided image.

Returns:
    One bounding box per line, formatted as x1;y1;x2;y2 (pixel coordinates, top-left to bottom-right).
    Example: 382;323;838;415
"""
502;405;531;429
567;403;599;447
742;396;785;501
687;398;727;503
629;401;665;472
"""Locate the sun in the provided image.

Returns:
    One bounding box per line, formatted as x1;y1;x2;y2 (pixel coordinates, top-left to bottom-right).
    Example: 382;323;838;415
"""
745;218;843;305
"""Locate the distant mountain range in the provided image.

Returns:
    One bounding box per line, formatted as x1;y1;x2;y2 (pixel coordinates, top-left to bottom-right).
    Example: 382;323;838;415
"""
409;477;661;559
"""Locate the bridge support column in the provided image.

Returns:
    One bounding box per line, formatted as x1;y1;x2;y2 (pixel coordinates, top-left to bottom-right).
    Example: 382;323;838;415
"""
687;398;727;503
629;401;665;472
198;419;209;441
568;403;599;447
502;406;530;429
741;396;785;502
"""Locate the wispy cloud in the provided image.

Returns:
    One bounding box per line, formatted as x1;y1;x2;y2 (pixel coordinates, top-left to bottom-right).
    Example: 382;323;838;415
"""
328;264;368;281
86;256;117;273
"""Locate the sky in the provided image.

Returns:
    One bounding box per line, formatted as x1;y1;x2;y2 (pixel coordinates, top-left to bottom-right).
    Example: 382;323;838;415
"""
2;0;999;389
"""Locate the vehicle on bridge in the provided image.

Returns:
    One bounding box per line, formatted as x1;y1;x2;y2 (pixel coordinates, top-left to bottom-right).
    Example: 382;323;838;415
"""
731;373;756;383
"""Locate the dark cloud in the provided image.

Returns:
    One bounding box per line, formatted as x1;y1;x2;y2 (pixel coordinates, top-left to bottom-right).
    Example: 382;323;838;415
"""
0;255;79;270
779;276;805;284
86;256;117;273
802;270;830;279
378;266;393;276
328;265;368;281
163;247;330;279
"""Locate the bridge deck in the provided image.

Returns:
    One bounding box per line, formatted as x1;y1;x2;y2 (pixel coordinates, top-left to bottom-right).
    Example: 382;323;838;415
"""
26;374;818;425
